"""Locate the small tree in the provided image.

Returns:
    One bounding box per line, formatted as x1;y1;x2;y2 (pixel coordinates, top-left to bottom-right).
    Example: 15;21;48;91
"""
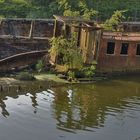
63;8;98;20
82;8;98;20
102;10;126;31
49;34;83;71
63;10;80;17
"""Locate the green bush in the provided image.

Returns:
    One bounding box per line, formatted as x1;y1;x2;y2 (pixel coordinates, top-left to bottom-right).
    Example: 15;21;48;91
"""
67;70;75;81
81;65;96;78
35;60;45;72
74;65;96;78
16;72;35;81
66;65;96;82
102;10;126;31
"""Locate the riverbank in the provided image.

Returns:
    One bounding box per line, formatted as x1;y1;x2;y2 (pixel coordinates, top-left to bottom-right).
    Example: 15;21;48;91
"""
0;72;139;86
34;74;69;83
0;77;20;85
0;73;69;85
0;72;139;95
0;74;69;93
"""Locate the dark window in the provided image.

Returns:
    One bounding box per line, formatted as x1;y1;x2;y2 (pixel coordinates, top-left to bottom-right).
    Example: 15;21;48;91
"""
120;43;129;55
65;25;71;38
136;44;140;55
106;42;115;54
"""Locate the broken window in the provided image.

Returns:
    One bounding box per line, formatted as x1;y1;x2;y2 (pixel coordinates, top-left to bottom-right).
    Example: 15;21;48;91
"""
136;44;140;55
65;25;71;38
106;42;115;54
120;43;129;55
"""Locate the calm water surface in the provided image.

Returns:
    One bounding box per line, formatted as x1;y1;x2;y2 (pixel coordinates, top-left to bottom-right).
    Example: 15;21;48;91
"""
0;76;140;140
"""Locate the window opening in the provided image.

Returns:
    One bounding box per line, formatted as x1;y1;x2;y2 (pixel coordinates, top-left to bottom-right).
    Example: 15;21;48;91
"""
106;42;115;54
120;43;129;55
136;44;140;55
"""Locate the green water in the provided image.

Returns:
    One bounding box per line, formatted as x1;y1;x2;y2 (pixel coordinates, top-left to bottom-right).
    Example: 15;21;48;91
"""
0;76;140;140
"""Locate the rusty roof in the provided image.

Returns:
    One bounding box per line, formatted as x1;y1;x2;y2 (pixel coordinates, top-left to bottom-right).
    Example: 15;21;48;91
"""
53;15;94;23
53;15;103;30
121;22;140;25
102;31;140;41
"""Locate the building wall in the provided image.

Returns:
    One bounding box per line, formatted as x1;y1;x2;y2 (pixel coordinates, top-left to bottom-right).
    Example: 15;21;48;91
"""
97;32;140;73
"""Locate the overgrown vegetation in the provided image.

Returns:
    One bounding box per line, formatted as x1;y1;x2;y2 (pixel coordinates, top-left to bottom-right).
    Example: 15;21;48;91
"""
66;64;96;82
49;34;96;81
102;10;126;31
49;34;83;71
0;0;32;18
0;0;139;22
80;65;96;78
16;71;35;81
35;60;45;73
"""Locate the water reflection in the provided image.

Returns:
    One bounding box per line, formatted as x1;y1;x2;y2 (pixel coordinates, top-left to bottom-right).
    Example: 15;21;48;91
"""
51;78;140;132
52;86;106;132
30;93;38;114
0;97;9;117
0;77;139;139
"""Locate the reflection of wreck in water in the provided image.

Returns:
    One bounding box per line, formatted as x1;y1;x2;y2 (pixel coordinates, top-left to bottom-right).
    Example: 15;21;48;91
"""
0;98;9;117
0;79;139;129
52;86;107;132
30;93;38;114
51;80;140;132
0;81;56;117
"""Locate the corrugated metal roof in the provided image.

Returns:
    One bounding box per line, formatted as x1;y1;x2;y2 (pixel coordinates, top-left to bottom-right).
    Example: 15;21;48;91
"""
121;22;140;25
102;31;140;41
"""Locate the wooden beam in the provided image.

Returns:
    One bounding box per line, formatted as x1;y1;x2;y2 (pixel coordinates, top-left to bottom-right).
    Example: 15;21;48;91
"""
29;20;35;39
0;35;49;40
53;19;57;37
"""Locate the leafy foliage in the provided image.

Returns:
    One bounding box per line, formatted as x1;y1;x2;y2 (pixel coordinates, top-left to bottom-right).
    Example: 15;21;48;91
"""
35;60;45;73
49;34;83;70
102;10;126;31
81;65;96;78
49;34;96;80
16;71;35;81
67;70;76;82
63;10;80;17
0;0;139;21
0;0;32;18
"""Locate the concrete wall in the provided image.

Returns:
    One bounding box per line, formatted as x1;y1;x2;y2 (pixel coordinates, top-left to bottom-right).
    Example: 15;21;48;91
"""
0;19;63;59
0;19;55;37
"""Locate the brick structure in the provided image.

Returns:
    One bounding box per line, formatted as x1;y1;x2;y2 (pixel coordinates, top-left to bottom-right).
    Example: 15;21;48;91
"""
97;31;140;73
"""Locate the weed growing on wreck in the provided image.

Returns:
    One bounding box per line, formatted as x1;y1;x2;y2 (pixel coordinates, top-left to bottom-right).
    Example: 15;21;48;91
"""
102;10;126;31
81;65;96;78
16;72;35;81
36;60;45;73
49;34;96;80
49;34;83;71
